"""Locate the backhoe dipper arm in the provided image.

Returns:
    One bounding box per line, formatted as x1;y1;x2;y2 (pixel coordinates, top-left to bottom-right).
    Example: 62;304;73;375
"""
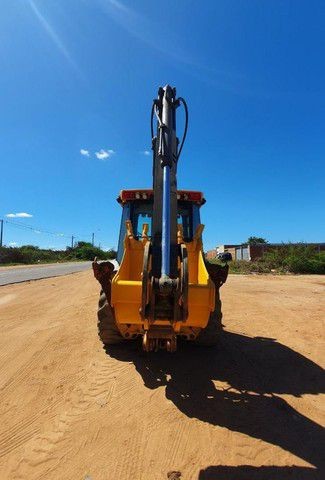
144;85;188;324
151;85;186;282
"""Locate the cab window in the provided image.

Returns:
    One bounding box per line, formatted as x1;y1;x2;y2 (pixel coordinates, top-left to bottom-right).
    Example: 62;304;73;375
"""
131;203;152;238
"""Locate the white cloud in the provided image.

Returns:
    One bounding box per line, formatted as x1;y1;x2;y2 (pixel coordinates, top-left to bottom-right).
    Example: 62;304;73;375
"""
95;149;115;160
142;150;151;156
8;242;18;247
6;212;33;218
80;148;90;157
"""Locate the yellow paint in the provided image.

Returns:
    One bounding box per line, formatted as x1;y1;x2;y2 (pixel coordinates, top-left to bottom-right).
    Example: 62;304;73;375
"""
111;222;215;337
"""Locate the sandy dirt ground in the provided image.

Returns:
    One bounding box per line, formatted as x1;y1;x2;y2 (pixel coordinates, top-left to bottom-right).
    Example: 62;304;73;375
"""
0;272;324;480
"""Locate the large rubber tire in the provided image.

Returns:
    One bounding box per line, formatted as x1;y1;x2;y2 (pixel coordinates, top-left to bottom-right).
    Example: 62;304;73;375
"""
97;291;124;345
194;296;223;346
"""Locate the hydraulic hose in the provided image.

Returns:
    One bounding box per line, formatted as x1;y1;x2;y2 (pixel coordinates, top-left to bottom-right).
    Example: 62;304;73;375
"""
177;97;188;160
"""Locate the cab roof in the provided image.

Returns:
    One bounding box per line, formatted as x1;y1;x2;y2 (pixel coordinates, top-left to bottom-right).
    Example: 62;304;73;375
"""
118;189;205;205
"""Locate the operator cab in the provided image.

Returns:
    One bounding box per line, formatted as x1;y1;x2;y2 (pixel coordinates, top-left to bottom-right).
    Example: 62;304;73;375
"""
116;189;205;263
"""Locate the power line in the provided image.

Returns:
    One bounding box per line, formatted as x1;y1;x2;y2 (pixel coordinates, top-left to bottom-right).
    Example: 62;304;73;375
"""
2;219;98;245
5;219;71;238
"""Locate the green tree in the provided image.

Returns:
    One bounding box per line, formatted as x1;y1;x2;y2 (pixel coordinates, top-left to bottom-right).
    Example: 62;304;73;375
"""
70;241;116;261
247;236;268;245
106;248;117;259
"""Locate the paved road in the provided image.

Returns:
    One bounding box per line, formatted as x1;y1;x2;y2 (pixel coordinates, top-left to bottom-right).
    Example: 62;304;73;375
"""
0;262;92;286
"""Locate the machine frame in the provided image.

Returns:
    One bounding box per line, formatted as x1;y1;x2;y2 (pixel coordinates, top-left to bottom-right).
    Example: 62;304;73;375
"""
93;86;228;351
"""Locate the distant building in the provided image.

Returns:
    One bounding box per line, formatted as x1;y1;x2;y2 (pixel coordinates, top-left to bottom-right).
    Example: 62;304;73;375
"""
214;243;325;261
217;244;239;260
205;249;217;260
205;244;242;260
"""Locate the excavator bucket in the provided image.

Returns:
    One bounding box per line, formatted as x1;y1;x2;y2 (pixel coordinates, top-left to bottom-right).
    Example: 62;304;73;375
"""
111;220;145;336
110;220;216;342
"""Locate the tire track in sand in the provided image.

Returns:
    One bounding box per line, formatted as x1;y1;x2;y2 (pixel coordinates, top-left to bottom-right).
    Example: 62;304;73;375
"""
9;360;120;479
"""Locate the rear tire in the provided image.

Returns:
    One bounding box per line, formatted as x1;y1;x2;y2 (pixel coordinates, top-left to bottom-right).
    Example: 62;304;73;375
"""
97;291;124;345
195;296;222;346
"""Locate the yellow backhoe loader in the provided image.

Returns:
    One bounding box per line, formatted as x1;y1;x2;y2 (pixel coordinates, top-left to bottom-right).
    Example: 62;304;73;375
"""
93;85;229;351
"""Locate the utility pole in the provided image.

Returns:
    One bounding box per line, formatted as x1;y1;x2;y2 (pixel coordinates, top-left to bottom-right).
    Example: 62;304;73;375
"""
92;232;94;246
71;235;74;249
0;219;3;247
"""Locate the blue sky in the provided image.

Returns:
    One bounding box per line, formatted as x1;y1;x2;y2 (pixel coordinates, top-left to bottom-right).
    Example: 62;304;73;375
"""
1;0;324;251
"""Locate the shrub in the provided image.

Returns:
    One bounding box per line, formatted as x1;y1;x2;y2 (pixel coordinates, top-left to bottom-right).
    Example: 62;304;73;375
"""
0;243;117;265
209;244;325;275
